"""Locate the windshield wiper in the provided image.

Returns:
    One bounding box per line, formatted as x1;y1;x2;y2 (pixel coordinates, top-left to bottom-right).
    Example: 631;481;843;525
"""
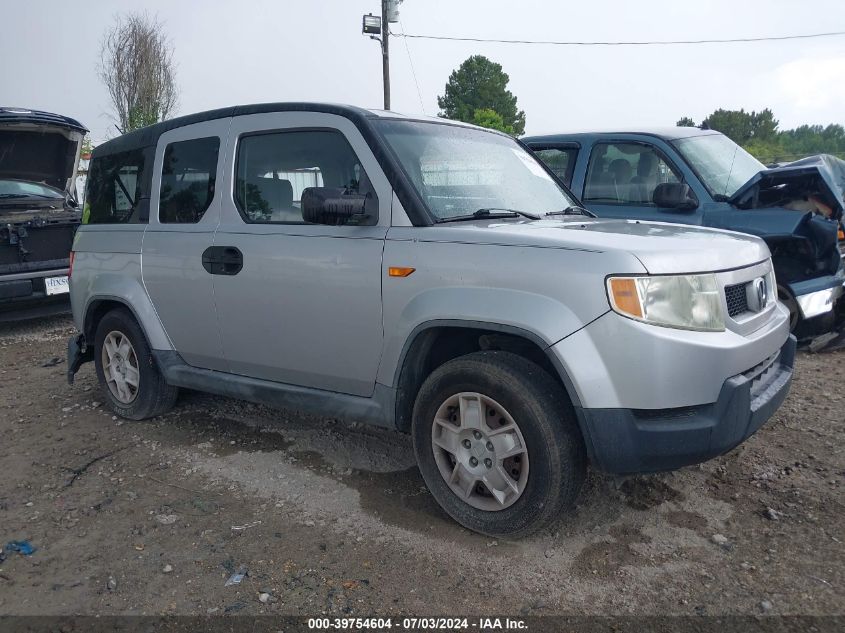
435;208;541;224
545;205;596;218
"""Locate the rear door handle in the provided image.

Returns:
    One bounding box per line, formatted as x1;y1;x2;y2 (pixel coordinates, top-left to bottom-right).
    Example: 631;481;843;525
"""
202;246;243;275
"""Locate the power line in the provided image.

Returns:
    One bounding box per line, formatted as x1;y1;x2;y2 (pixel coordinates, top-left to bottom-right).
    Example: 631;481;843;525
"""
391;30;845;46
397;17;426;114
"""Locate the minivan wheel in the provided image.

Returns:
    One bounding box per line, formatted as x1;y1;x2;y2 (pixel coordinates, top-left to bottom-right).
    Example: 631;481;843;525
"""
412;351;586;538
94;308;178;420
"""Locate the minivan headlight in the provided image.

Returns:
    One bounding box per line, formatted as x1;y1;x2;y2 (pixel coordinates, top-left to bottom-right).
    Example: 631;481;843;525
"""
606;274;725;332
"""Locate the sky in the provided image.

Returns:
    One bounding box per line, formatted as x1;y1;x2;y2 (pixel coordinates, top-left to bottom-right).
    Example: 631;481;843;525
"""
1;0;844;143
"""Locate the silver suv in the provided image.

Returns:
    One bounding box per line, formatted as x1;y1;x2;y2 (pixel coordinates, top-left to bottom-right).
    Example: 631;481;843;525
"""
67;103;795;537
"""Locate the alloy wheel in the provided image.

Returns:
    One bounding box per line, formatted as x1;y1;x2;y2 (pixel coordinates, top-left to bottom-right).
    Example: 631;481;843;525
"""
101;330;140;404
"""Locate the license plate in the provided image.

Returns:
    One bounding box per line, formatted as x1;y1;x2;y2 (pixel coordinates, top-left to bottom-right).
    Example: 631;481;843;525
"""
45;275;69;296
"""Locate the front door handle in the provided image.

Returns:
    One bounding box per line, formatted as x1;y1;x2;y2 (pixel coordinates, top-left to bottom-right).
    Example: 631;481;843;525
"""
202;246;243;275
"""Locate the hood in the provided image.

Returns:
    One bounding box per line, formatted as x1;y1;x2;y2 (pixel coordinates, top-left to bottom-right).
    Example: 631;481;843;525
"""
0;107;88;194
729;154;845;220
429;218;770;274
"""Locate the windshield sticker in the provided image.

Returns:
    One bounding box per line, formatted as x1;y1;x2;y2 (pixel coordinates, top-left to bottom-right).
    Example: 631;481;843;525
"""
511;148;553;181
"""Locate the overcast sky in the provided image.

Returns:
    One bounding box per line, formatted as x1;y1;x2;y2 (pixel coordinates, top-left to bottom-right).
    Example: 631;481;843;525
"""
1;0;843;143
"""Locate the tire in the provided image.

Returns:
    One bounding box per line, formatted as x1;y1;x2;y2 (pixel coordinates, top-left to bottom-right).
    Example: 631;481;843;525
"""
93;308;178;420
411;351;586;538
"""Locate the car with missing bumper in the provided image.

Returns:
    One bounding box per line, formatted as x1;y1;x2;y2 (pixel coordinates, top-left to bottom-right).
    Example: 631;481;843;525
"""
524;128;844;338
67;104;794;537
0;107;87;320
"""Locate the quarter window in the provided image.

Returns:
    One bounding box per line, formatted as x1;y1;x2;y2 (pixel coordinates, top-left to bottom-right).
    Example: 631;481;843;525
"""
83;149;145;224
531;147;578;186
159;137;220;224
234;130;377;225
584;142;681;205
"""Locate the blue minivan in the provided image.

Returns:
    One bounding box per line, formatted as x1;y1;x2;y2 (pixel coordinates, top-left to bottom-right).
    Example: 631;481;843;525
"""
524;128;844;336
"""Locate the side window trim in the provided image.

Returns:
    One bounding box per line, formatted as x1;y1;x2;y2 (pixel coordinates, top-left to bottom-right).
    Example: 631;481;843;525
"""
583;140;683;206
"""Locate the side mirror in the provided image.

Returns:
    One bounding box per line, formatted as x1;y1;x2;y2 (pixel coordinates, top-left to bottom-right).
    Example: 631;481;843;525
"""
653;183;698;210
301;187;369;226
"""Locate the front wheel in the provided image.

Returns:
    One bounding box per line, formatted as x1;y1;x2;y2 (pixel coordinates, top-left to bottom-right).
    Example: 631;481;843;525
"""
411;351;585;538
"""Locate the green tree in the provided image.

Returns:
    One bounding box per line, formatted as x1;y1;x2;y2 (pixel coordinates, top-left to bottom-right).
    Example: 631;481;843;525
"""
781;123;845;159
80;136;95;157
678;108;845;163
437;55;526;136
702;109;754;143
676;116;696;127
701;108;779;145
471;108;514;135
750;108;779;141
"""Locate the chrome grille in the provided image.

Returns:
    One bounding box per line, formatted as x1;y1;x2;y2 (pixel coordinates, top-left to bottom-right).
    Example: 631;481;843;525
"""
725;282;749;317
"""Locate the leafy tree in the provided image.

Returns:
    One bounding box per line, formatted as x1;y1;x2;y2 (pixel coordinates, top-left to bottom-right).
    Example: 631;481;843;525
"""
701;108;779;145
80;136;95;158
676;116;696;127
742;137;787;165
438;55;525;136
750;108;779;141
677;108;845;163
701;109;753;143
471;108;514;135
780;123;845;159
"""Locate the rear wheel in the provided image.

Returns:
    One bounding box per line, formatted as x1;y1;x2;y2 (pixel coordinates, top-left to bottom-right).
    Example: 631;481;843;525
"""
412;351;585;538
94;308;178;420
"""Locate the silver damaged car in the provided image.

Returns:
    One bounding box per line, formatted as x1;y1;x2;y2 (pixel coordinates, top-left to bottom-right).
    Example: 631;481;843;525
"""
66;103;795;537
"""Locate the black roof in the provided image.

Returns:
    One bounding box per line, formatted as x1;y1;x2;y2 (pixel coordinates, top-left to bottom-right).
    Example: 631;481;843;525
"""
0;107;88;133
93;102;379;157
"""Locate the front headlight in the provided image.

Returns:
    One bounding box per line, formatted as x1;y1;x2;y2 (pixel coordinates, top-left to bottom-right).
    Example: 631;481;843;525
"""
606;274;725;332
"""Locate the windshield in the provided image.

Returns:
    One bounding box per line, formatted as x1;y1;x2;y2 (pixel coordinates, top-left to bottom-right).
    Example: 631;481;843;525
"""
0;178;65;200
375;121;577;221
672;133;764;199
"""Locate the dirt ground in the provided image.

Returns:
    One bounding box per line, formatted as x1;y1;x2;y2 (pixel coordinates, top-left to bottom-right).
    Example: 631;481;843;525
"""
0;315;842;618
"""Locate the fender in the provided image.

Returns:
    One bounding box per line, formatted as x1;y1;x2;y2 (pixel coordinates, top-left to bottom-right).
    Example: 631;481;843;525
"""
377;285;604;390
389;318;588;411
76;262;173;351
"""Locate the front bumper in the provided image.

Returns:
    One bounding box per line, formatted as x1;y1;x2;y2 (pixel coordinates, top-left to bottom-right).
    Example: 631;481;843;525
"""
576;335;796;474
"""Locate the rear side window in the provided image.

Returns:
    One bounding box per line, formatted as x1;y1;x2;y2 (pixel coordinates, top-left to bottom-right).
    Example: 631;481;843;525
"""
83;150;145;224
159;137;220;224
234;129;377;225
531;147;578;186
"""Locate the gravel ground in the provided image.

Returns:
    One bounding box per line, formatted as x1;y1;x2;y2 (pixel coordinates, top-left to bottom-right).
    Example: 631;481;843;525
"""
0;315;842;617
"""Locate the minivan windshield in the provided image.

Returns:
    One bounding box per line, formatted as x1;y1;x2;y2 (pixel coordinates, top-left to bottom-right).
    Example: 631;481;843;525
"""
672;133;765;199
375;120;577;221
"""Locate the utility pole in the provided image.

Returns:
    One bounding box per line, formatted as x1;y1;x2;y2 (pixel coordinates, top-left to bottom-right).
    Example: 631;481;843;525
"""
381;0;390;110
363;1;402;111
